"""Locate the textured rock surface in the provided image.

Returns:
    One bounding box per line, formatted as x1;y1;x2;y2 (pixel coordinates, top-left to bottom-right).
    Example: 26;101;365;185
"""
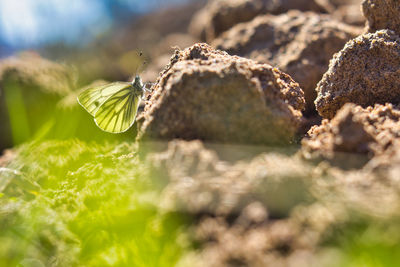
362;0;400;34
189;0;331;42
315;30;400;119
302;103;400;167
138;43;305;145
213;11;361;113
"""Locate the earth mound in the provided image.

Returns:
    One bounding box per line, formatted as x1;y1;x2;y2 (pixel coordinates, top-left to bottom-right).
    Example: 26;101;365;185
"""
138;43;305;145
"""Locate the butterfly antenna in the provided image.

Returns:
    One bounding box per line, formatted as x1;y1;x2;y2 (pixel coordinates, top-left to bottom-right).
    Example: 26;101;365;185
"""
134;51;146;77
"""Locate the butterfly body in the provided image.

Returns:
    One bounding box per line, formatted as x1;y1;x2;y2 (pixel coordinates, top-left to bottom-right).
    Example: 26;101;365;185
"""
77;75;146;133
131;75;145;94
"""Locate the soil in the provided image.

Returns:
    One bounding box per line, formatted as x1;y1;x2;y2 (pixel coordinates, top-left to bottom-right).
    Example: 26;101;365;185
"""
1;0;400;266
138;43;305;145
212;10;362;114
315;30;400;119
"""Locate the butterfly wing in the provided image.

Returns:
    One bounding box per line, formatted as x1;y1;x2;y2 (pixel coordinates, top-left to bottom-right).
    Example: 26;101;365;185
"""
77;82;131;116
94;86;142;133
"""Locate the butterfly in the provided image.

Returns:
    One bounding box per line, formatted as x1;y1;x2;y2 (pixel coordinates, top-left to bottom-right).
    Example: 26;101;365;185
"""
77;75;150;133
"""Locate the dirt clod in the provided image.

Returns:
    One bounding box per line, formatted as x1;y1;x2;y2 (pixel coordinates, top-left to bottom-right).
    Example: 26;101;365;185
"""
362;0;400;34
302;103;400;167
213;11;361;114
189;0;332;43
139;43;305;145
315;30;400;119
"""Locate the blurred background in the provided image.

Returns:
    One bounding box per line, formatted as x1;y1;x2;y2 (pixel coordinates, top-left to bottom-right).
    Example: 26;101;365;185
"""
0;0;204;151
0;0;192;54
0;2;204;266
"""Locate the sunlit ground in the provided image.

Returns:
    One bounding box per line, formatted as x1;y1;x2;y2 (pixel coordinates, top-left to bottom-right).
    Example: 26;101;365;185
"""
1;0;400;266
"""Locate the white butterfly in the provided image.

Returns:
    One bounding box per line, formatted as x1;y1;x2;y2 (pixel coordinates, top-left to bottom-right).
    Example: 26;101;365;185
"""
77;75;149;133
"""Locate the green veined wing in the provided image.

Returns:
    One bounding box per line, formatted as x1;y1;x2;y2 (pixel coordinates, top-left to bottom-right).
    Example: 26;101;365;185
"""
94;86;142;133
77;82;131;116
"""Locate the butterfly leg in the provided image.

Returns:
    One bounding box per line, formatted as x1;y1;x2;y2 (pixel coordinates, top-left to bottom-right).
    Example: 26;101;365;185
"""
143;82;154;92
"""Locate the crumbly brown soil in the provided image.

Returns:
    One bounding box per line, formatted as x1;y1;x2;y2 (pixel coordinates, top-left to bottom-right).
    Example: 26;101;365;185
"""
147;140;317;266
315;30;400;119
138;43;305;145
362;0;400;34
212;10;361;114
302;103;400;168
189;0;332;42
147;139;400;266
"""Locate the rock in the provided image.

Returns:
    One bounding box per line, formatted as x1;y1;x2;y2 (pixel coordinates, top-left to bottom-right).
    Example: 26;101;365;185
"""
138;43;305;145
362;0;400;34
315;30;400;119
189;0;332;42
213;11;361;114
302;103;400;168
0;52;75;149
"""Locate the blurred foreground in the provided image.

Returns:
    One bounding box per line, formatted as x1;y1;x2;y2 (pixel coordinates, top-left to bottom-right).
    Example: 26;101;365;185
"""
1;140;400;266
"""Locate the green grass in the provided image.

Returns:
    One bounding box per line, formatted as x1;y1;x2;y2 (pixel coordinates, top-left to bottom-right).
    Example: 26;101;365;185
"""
0;140;192;267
